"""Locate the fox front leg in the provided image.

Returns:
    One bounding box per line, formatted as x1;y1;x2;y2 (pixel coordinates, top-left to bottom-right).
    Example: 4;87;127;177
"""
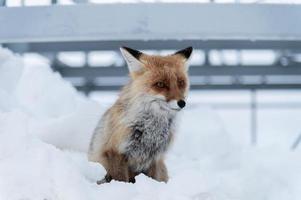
99;150;130;183
96;174;112;184
144;158;168;183
97;169;137;184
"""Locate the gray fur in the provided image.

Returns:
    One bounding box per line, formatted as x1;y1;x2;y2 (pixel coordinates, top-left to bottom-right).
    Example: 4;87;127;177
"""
122;94;177;172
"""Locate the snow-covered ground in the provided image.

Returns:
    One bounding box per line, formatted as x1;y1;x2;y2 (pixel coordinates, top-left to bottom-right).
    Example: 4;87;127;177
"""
0;47;301;200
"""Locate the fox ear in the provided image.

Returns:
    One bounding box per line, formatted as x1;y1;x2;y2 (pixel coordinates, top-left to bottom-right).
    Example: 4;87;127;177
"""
174;47;193;71
120;46;144;73
174;47;193;61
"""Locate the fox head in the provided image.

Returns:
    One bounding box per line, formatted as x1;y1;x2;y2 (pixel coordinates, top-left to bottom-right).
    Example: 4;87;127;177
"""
120;46;192;111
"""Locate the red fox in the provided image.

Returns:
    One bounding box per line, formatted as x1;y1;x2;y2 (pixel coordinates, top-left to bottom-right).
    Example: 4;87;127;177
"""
88;46;193;184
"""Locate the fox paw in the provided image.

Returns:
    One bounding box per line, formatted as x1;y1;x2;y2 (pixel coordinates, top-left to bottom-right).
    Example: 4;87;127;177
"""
96;174;112;185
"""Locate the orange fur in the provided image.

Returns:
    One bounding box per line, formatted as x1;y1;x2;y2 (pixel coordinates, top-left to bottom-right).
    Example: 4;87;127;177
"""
131;54;189;101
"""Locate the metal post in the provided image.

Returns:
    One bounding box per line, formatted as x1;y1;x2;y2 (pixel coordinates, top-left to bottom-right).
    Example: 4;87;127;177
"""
204;50;210;66
83;51;94;96
250;89;257;145
0;0;6;7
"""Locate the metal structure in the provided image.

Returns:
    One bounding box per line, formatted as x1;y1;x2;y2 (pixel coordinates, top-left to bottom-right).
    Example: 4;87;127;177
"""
1;3;301;92
2;4;301;42
1;2;301;146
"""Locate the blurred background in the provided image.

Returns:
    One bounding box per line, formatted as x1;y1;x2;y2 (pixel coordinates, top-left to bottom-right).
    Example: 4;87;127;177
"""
1;0;301;150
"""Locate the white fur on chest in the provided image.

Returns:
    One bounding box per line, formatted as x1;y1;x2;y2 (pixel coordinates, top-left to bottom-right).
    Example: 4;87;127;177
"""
120;94;176;172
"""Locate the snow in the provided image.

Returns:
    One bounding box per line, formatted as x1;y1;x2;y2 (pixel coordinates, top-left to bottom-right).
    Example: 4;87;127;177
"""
0;47;301;200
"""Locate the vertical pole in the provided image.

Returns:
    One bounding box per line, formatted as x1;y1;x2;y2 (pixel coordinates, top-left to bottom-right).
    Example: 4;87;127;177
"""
291;132;301;151
251;89;257;145
83;52;89;96
0;0;5;7
204;50;209;65
237;50;242;65
50;53;59;71
83;51;93;96
204;50;211;85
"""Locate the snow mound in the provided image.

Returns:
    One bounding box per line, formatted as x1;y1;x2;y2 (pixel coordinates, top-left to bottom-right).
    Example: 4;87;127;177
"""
0;47;300;200
0;49;102;152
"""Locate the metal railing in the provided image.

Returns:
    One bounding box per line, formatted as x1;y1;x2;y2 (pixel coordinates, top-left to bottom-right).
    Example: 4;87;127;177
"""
1;2;301;148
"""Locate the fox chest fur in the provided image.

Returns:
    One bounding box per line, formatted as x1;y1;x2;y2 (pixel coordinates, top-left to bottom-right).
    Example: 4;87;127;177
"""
120;98;175;172
124;108;174;172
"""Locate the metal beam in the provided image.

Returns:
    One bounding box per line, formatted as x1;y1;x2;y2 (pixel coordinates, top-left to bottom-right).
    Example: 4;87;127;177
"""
190;84;301;90
57;65;301;78
1;4;301;43
5;40;301;53
75;84;301;91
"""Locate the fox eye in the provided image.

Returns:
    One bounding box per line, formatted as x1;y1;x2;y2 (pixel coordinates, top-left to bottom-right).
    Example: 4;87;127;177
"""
155;81;166;88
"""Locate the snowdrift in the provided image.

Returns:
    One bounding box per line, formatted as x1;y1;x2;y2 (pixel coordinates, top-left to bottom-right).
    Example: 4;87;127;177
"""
0;47;300;200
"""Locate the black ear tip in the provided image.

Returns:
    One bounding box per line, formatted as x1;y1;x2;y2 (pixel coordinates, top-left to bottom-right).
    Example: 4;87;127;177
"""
185;46;193;54
120;46;142;59
187;46;193;51
175;46;193;59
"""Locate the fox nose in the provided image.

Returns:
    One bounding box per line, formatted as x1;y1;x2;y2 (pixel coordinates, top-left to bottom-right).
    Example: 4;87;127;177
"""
177;100;186;109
